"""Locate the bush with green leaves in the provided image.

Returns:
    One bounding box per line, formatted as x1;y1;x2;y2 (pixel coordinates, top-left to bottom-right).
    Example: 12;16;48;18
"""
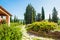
26;21;57;33
58;20;60;25
10;22;21;27
0;19;6;24
0;24;22;40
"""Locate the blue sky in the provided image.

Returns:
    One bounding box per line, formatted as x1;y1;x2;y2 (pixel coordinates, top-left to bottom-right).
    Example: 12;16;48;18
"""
0;0;60;19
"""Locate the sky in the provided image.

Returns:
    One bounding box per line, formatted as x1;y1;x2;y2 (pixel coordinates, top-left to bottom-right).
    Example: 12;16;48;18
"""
0;0;60;19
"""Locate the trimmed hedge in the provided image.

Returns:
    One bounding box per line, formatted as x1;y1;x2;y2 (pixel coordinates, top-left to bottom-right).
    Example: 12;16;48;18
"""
26;21;57;33
0;24;22;40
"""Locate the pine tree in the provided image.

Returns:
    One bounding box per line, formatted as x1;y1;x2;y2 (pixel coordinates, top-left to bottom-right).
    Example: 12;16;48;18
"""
14;15;17;22
10;16;13;22
48;14;51;22
24;4;36;24
36;13;42;21
14;15;19;22
52;7;58;23
41;7;45;20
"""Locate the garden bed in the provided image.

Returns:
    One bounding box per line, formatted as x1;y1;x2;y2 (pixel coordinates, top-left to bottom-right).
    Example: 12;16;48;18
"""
27;30;60;39
26;21;60;39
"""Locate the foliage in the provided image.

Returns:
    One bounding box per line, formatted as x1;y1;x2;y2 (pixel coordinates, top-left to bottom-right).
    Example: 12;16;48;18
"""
48;14;51;22
36;13;42;21
10;16;14;22
57;20;60;25
2;19;6;24
0;24;22;40
52;7;58;23
24;4;36;24
41;7;45;20
14;15;19;23
10;22;22;27
26;21;57;33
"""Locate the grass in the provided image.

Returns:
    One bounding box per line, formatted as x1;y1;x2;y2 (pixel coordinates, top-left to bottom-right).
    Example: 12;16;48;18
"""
0;22;22;40
0;22;22;27
1;22;60;40
10;22;21;26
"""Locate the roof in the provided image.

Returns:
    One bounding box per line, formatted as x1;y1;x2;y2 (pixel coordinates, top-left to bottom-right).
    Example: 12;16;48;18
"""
0;6;12;16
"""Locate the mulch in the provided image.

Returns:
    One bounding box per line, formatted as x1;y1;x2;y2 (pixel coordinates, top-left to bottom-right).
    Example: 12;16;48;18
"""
27;30;60;39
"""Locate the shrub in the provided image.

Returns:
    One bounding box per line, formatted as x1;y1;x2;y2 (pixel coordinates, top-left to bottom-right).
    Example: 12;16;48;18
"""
26;21;57;33
2;19;6;24
32;22;40;32
39;21;57;33
10;23;21;27
58;20;60;25
0;24;22;40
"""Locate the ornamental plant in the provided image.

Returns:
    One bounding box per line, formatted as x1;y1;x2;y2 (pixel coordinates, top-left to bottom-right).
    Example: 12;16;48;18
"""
0;24;22;40
26;21;57;33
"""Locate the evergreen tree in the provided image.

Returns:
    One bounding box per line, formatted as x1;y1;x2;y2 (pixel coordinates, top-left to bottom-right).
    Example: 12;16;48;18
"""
41;7;45;20
14;15;17;22
52;7;58;23
24;4;36;24
14;15;19;22
48;14;51;22
10;16;13;22
36;13;42;21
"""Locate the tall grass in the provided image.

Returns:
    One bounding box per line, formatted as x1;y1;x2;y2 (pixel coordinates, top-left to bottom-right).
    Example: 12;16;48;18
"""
0;23;22;40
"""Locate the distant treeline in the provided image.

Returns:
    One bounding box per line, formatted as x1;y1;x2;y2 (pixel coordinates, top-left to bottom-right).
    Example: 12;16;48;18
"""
24;4;58;24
